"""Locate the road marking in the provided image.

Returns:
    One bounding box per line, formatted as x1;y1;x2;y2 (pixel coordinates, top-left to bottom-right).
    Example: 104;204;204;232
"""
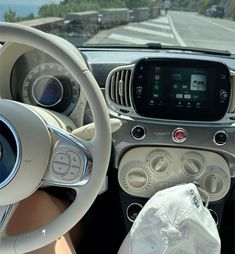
196;16;235;34
108;33;164;44
168;15;187;46
124;26;174;38
152;16;169;24
141;21;171;30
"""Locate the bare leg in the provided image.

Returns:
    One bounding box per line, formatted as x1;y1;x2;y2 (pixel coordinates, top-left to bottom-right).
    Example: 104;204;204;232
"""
7;190;78;254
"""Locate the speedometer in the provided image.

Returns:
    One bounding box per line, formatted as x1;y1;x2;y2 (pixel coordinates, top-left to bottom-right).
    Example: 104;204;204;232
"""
32;75;63;107
21;62;80;114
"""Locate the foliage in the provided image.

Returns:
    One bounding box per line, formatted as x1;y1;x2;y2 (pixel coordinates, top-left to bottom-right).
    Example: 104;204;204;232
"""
233;0;235;20
97;0;126;9
38;0;156;18
4;8;34;22
126;0;154;9
198;0;220;14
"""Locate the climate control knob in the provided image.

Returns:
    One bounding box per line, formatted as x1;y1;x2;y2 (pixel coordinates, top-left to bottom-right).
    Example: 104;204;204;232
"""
202;173;224;194
148;152;170;174
118;162;152;196
126;168;148;189
182;154;204;177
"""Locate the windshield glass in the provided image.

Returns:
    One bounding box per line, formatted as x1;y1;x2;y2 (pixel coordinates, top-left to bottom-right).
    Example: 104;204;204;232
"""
1;0;235;53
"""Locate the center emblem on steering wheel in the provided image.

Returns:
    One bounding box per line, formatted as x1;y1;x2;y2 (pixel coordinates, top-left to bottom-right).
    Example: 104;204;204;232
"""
0;117;20;188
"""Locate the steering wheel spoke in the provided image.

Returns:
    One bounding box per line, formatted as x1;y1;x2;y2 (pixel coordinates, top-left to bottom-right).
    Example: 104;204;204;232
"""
0;204;17;234
42;125;93;188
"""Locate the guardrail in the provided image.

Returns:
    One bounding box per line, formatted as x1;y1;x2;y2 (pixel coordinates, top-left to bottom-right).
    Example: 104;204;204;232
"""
19;17;65;32
19;7;162;44
99;8;129;29
132;7;150;22
66;11;99;32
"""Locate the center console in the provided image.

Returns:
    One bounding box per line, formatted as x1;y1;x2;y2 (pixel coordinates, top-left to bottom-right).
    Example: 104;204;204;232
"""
105;56;234;233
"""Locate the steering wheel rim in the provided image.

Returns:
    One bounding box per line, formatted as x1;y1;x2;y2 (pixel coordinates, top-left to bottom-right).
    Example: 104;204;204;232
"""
0;22;111;253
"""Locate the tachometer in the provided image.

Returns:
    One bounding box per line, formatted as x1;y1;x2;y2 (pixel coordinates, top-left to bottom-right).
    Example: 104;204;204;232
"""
21;62;80;114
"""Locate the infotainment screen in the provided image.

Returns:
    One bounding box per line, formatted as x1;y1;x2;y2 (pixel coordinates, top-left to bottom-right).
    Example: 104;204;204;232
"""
133;59;230;121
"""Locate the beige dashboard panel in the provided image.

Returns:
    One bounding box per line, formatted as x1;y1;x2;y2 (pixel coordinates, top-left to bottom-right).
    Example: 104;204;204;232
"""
118;146;231;202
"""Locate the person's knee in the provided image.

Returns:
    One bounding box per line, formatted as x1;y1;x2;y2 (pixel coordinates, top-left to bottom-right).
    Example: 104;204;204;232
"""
7;190;60;235
28;189;52;205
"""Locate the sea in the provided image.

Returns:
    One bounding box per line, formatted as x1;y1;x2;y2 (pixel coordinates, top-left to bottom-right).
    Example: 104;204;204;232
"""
0;3;39;21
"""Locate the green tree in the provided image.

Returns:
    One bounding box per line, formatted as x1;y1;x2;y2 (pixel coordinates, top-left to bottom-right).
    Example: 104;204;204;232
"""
39;1;100;17
233;0;235;20
98;0;126;8
199;0;220;14
4;8;17;22
4;8;34;22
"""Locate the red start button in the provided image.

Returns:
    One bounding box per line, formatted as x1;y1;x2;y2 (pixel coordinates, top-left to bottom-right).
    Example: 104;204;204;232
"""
172;128;187;143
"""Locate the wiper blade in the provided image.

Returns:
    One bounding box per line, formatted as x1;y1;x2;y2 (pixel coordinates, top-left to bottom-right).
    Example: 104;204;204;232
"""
146;43;231;56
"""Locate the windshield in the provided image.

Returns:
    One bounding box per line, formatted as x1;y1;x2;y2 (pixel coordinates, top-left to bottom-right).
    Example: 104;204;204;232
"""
0;0;235;53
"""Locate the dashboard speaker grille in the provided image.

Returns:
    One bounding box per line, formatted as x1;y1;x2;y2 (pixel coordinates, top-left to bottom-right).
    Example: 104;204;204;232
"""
108;68;132;107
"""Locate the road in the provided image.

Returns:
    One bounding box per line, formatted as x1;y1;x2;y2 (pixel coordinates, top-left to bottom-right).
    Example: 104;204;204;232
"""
88;11;235;53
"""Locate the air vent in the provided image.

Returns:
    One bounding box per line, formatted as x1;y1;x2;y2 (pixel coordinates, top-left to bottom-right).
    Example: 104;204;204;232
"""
106;66;133;107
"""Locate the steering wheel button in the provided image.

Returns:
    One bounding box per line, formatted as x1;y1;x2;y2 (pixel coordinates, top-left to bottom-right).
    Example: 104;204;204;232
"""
62;167;80;181
53;162;69;175
66;151;81;167
54;153;70;164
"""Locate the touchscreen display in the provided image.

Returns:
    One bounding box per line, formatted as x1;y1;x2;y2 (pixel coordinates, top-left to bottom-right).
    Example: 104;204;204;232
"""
150;67;209;109
133;59;230;121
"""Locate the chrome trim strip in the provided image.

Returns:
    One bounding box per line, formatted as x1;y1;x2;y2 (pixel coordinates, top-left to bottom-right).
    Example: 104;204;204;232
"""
0;116;21;189
0;205;14;231
45;125;93;187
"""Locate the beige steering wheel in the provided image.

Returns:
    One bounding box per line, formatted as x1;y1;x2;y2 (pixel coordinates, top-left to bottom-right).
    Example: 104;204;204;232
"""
0;22;111;253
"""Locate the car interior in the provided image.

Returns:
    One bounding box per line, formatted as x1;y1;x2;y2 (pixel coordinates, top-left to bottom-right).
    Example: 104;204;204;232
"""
0;7;235;254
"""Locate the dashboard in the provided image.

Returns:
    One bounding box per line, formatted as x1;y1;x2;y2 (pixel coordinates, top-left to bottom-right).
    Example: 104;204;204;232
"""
1;41;235;235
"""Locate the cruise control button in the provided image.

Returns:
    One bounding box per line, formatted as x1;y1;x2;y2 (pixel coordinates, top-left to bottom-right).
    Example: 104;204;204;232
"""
53;162;69;175
62;167;80;181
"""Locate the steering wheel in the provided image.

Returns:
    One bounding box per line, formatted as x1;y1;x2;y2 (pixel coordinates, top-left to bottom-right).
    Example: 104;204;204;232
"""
0;23;111;253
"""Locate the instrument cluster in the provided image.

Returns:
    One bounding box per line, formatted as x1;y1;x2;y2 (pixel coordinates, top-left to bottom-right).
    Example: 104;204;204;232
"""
11;49;80;115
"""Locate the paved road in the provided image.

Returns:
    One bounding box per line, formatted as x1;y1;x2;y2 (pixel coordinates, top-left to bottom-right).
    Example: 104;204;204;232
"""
88;11;235;53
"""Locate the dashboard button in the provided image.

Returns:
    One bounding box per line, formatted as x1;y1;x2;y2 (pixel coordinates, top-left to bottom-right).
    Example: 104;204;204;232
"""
172;128;187;143
213;131;227;146
131;125;146;140
219;90;228;101
126;203;143;222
